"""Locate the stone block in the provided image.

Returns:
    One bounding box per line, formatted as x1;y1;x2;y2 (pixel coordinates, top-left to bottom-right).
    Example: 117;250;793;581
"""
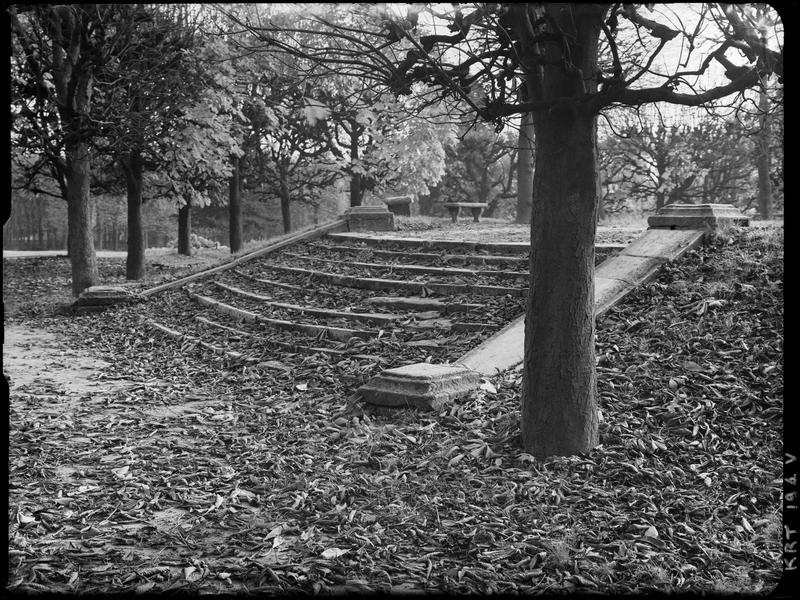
345;205;395;231
358;362;481;411
383;195;413;216
73;286;142;312
648;203;750;229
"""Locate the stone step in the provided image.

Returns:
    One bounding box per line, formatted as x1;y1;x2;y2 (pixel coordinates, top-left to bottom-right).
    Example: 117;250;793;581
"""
311;243;529;266
366;296;484;314
190;293;377;341
231;269;330;295
281;252;527;280
212;281;400;325
326;233;625;255
263;264;527;297
327;231;530;254
146;320;258;365
194;315;385;362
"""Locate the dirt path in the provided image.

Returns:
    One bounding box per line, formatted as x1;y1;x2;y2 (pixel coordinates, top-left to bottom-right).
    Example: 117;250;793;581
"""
3;325;145;402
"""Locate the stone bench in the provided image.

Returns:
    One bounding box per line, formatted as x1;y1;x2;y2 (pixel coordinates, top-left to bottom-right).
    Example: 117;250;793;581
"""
443;202;488;223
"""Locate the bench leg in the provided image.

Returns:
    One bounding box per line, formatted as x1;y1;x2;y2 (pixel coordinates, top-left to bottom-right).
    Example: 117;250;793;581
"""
447;206;460;223
470;207;483;222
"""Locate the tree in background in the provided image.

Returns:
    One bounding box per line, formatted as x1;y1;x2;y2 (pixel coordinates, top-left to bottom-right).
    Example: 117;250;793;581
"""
439;122;517;218
10;5;116;295
598;106;780;218
93;4;243;275
324;80;456;205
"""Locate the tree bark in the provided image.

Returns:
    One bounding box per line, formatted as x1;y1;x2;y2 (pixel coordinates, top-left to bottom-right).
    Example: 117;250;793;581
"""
349;119;363;207
757;88;772;219
279;166;292;234
178;200;192;256
123;151;146;279
66;140;98;296
518;4;604;458
515;111;535;224
229;155;242;253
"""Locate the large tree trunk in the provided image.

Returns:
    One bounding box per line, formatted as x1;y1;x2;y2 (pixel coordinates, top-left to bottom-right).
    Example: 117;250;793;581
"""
66;140;98;296
123;151;146;280
757;88;772;219
518;4;604;458
515;112;535;224
178;200;192;256
229;155;242;253
523;108;600;458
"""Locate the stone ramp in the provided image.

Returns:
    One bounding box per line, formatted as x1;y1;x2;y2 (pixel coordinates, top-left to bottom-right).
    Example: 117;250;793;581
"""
459;228;705;375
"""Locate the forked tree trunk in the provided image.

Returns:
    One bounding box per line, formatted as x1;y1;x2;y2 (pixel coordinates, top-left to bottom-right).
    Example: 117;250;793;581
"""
124;151;146;280
66;140;98;296
515;112;535;224
178;200;192;256
229;155;242;253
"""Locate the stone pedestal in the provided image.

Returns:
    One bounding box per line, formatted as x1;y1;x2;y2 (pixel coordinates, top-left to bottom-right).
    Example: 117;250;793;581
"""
383;195;413;216
73;286;142;313
358;362;481;411
648;203;750;229
345;205;395;231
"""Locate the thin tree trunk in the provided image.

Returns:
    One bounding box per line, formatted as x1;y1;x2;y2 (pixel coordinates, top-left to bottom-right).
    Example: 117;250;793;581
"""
229;155;242;253
349;120;363;207
124;151;146;279
66;140;98;296
515;111;535;224
279;167;292;234
655;191;666;211
757;88;772;219
178;200;192;256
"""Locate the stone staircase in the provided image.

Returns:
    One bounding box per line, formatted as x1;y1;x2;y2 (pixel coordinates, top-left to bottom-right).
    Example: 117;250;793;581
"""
139;228;624;391
78;203;750;413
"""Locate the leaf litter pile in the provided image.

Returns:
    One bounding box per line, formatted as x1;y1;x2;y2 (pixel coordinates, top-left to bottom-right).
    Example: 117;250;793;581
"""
6;226;783;594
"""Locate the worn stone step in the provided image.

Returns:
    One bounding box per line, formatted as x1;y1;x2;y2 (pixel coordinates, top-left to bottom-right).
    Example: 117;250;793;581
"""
231;269;332;295
212;281;400;325
281;252;527;280
311;243;530;266
263;264;527;297
326;231;530;254
366;296;484;314
190;293;377;341
194;315;385;362
146;320;258;364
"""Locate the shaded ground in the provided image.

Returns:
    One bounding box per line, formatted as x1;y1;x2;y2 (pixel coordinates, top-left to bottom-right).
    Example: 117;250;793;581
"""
4;221;785;594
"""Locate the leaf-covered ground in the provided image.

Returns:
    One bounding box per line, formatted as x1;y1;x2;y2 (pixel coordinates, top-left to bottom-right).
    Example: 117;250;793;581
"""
5;224;784;594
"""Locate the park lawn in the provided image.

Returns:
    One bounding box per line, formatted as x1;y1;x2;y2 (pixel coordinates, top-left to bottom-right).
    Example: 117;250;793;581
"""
6;224;784;594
